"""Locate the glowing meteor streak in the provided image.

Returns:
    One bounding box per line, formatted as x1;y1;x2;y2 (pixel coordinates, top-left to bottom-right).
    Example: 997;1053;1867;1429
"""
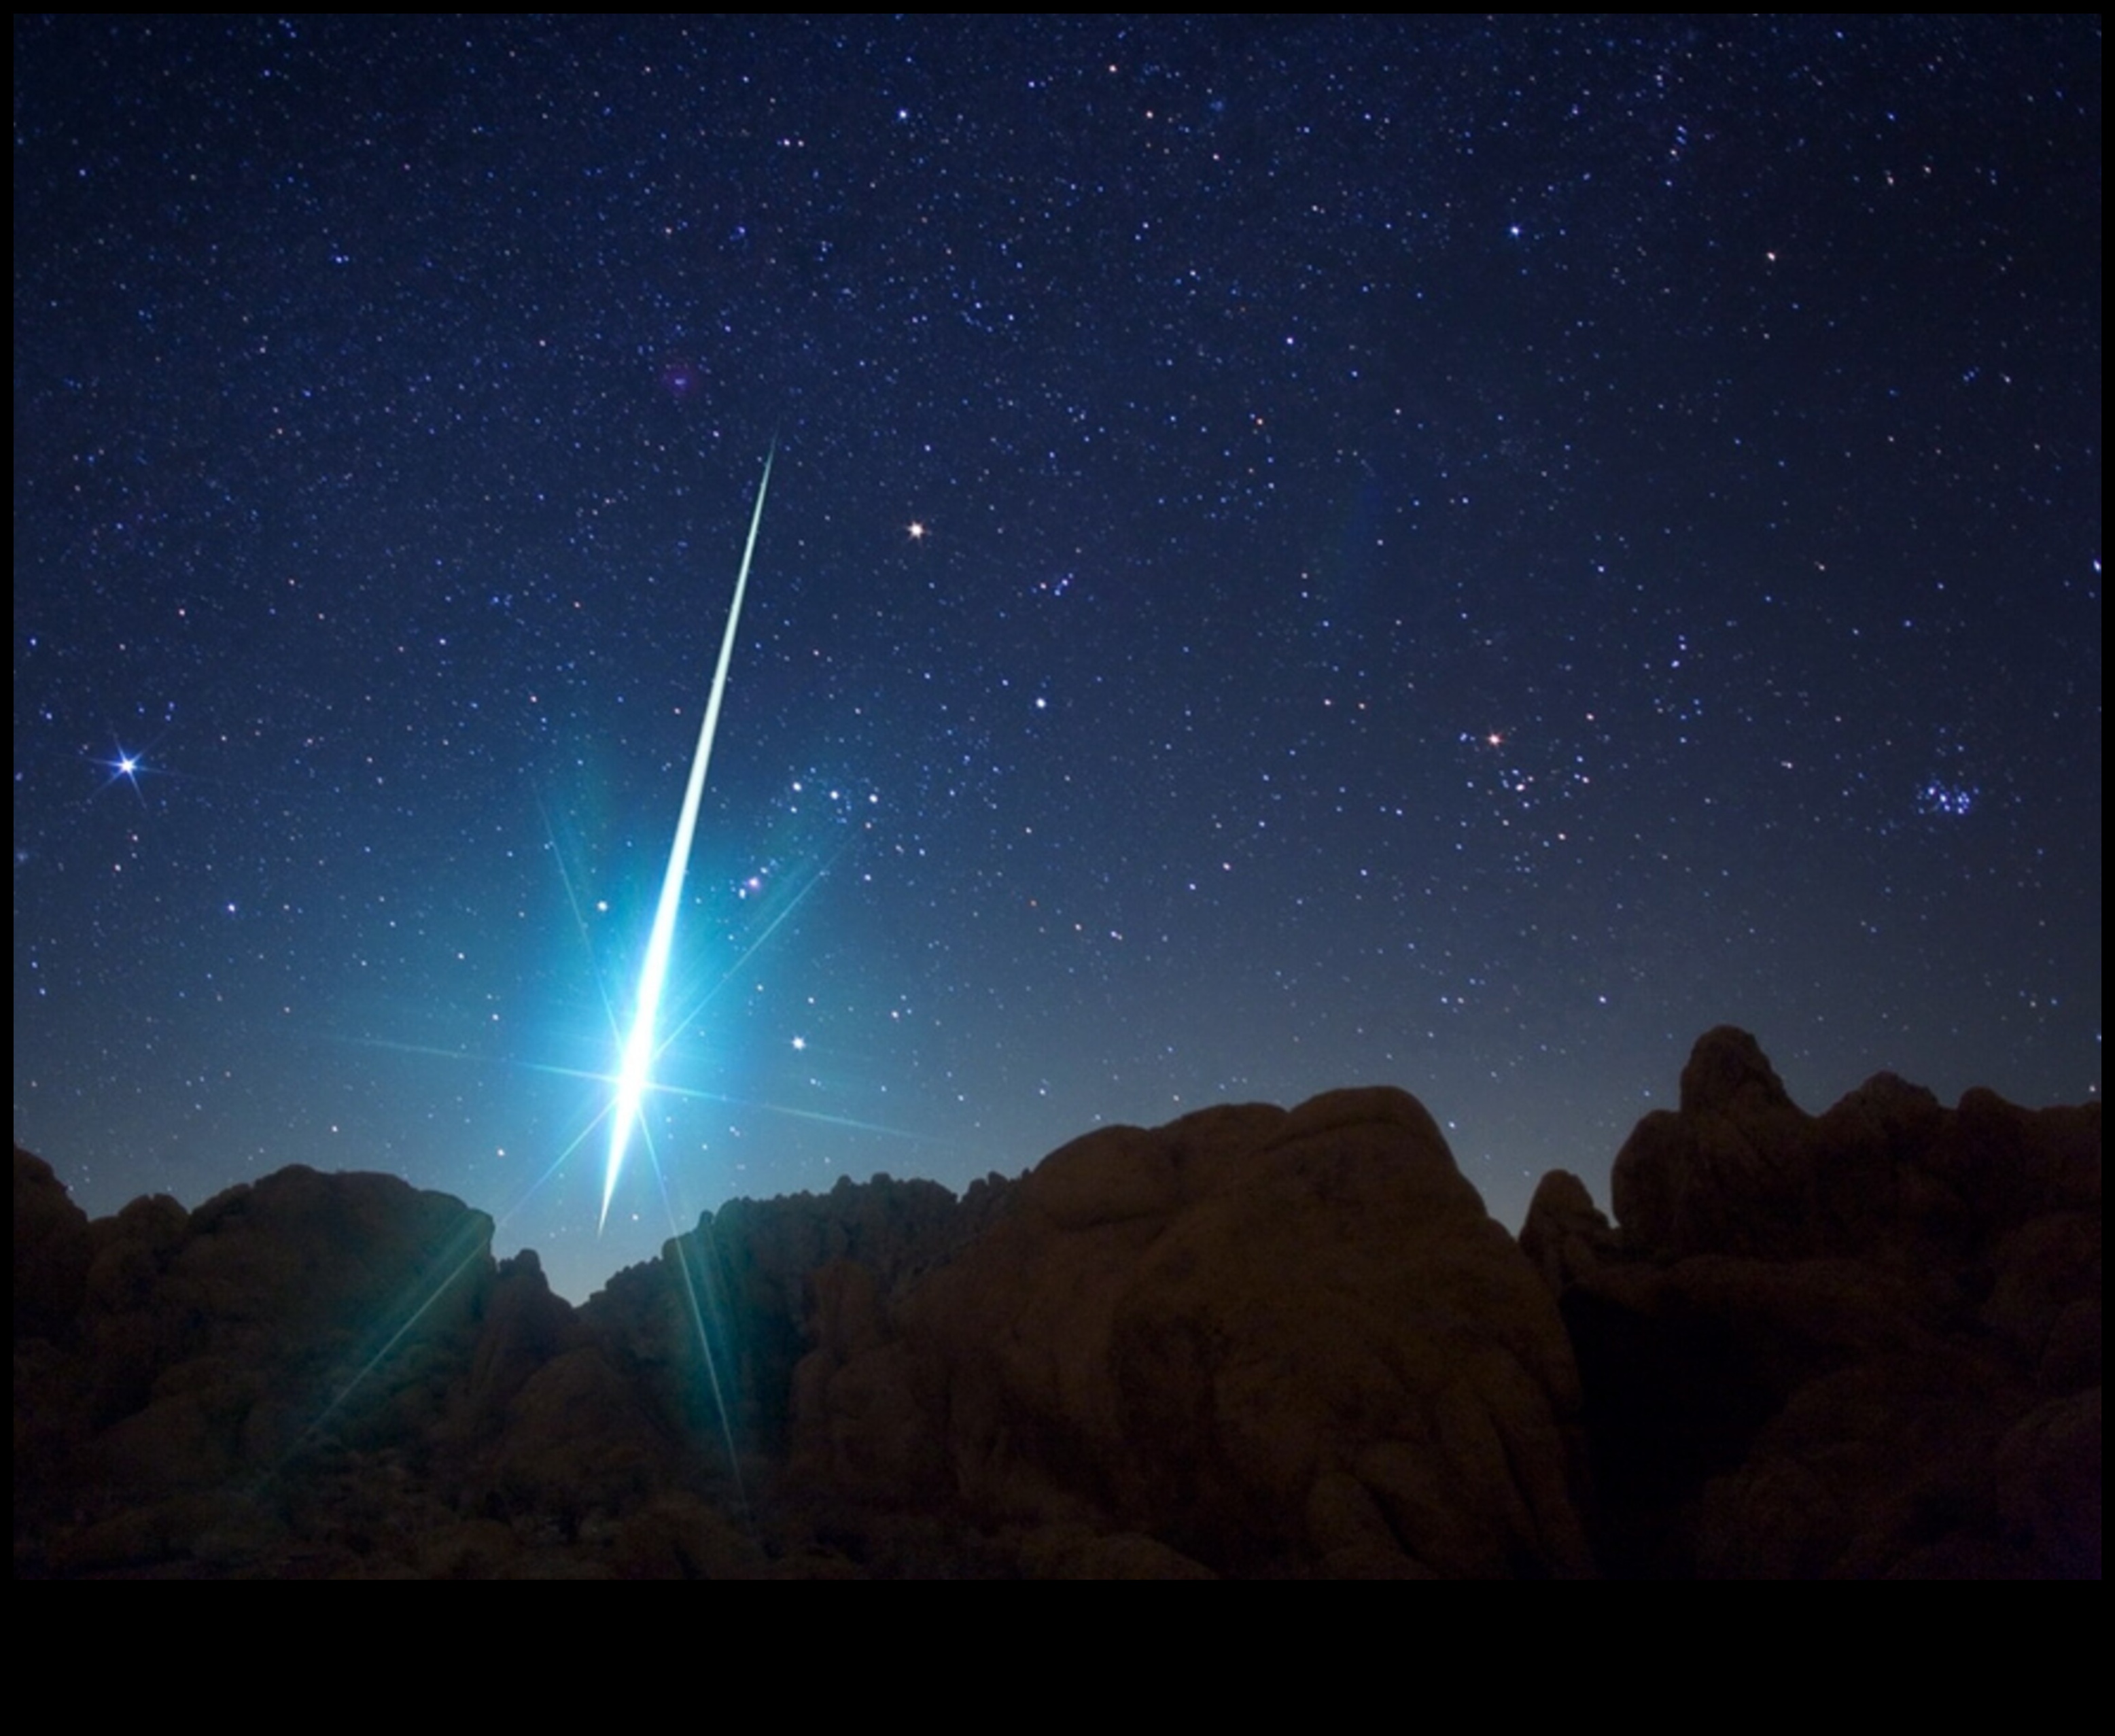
600;444;775;1231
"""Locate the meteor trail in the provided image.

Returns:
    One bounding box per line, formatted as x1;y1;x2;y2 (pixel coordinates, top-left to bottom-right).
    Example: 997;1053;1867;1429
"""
599;445;775;1231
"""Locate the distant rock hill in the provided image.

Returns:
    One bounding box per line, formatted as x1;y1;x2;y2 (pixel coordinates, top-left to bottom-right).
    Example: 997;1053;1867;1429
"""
14;1028;2099;1578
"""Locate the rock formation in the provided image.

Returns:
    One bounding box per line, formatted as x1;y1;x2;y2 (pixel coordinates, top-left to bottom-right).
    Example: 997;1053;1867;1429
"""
780;1090;1592;1578
14;1028;2099;1577
1527;1026;2099;1577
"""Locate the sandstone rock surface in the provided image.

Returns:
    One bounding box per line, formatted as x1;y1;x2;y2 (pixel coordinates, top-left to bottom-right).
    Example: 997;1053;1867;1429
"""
786;1087;1593;1577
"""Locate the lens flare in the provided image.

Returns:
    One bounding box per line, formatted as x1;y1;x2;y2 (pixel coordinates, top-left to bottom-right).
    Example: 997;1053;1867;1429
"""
600;445;775;1231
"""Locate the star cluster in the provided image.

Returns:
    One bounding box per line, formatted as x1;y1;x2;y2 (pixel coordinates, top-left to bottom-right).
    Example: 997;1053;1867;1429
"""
14;18;2100;1300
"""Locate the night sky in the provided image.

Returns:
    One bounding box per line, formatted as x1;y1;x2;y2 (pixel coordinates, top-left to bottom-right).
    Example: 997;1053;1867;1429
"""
14;17;2101;1303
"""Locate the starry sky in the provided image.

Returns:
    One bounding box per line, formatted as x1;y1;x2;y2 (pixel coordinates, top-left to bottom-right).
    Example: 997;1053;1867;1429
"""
14;17;2101;1302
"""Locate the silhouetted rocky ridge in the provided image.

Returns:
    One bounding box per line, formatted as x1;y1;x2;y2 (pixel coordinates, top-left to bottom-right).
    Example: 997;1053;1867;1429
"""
14;1028;2099;1577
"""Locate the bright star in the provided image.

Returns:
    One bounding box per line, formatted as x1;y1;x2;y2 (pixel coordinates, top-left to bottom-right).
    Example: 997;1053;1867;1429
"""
96;744;152;807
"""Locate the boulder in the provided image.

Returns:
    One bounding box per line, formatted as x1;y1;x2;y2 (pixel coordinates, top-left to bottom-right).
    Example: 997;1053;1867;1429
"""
789;1087;1594;1577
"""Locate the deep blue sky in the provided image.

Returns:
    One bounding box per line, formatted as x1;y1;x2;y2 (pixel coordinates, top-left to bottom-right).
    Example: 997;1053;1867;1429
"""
15;17;2100;1301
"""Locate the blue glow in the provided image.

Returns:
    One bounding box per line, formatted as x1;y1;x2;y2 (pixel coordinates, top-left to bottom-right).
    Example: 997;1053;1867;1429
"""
600;445;775;1231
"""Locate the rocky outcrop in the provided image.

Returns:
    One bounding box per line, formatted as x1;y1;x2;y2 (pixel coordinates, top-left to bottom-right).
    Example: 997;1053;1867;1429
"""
16;1162;495;1575
784;1090;1592;1578
14;1149;92;1342
14;1030;2100;1576
1529;1026;2101;1578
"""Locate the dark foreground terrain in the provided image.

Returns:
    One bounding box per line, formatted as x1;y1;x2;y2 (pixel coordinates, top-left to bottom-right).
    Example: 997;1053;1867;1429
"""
15;1028;2099;1577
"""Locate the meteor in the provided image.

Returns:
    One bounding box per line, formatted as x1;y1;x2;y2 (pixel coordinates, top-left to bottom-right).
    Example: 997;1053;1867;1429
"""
599;444;775;1231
